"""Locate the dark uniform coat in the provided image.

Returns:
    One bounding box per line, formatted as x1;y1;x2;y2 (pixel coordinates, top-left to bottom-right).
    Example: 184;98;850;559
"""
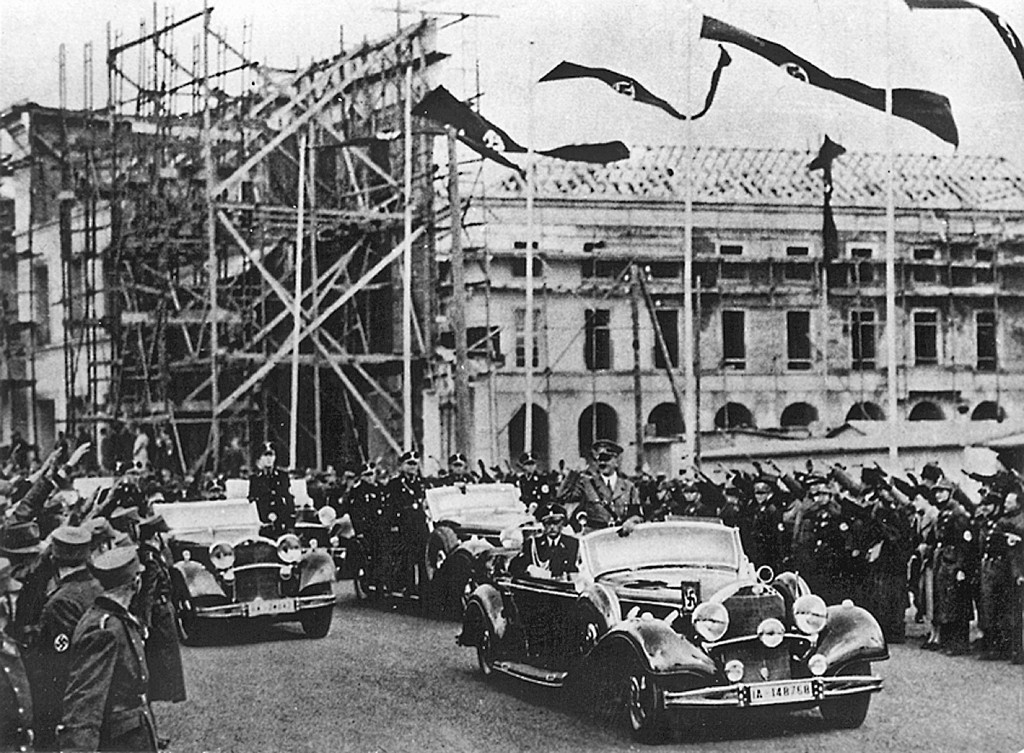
0;629;33;752
384;474;427;594
515;472;555;514
57;596;158;753
249;467;295;539
25;568;101;750
509;533;580;579
131;542;185;703
565;472;641;530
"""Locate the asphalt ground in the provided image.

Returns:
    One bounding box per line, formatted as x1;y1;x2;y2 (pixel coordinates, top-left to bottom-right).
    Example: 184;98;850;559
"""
157;581;1024;753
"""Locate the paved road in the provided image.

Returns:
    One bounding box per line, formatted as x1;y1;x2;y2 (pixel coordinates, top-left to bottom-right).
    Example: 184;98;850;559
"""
158;582;1024;753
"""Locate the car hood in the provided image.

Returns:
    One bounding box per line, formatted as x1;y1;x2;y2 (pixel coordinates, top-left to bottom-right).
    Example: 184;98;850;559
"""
597;566;740;605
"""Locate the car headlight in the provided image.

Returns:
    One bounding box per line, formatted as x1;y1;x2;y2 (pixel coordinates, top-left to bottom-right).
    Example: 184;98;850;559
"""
692;602;729;642
317;506;337;527
757;618;785;648
793;594;828;635
277;534;302;563
209;542;235;571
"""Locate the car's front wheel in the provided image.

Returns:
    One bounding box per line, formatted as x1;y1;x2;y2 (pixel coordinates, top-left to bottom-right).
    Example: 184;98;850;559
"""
819;661;872;728
625;658;668;743
299;606;333;639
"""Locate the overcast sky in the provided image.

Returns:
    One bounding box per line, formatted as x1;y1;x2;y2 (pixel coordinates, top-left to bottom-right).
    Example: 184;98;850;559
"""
1;0;1022;165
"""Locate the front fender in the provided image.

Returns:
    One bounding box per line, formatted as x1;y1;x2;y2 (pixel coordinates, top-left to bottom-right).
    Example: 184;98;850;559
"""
174;560;226;600
464;583;507;639
597;618;716;677
299;549;337;591
817;603;889;672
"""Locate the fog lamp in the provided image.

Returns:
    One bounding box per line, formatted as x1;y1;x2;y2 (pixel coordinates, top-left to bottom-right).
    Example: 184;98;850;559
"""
221;569;235;582
725;659;745;682
757;618;785;648
808;654;828;676
309;538;319;549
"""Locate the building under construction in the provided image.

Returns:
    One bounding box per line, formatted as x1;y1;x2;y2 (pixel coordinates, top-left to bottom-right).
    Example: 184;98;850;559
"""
0;10;448;474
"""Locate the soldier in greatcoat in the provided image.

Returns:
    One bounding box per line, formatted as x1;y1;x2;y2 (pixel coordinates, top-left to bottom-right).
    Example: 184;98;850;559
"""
346;462;390;596
57;547;159;752
384;450;429;596
513;452;555;515
24;526;101;751
248;442;295;539
978;492;1015;660
786;475;845;604
131;514;185;704
931;480;974;655
0;556;34;752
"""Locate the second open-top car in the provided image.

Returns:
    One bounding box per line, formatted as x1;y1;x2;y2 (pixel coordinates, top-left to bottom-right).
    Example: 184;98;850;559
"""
458;519;888;741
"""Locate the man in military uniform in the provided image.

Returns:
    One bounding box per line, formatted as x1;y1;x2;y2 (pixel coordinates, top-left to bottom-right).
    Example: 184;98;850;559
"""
0;556;34;752
931;479;974;655
248;441;295;539
384;450;428;597
346;462;390;597
132;515;185;704
57;547;159;753
0;521;50;649
560;440;642;532
24;526;101;750
514;452;554;516
787;475;845;604
509;504;579;580
747;476;790;573
443;453;478;486
978;492;1015;660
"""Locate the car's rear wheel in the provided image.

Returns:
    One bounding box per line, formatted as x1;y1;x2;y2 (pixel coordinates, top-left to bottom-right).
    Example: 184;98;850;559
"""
423;526;460;617
300;606;333;638
625;657;669;743
465;603;498;677
819;661;872;728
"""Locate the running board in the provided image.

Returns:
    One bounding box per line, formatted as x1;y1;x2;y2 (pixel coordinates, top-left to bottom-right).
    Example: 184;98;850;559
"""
492;661;568;688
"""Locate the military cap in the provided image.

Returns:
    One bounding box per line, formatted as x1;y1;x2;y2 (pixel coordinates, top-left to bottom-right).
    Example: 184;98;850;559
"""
518;451;537;465
680;481;700;493
539;503;568;522
139;513;170;539
0;521;43;555
110;506;141;532
399;449;420;464
591;439;623;457
85;517;117;543
449;452;468;465
920;463;944;483
259;441;278;456
88;546;142;590
51;526;93;565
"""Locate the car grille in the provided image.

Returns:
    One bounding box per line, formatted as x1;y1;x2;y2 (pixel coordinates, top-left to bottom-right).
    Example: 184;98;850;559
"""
719;644;791;683
717;588;791;682
234;565;283;602
722;590;785;638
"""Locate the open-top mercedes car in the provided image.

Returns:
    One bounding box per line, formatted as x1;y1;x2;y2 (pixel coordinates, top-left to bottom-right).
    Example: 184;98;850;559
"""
420;483;540;616
155;498;337;643
457;519;887;741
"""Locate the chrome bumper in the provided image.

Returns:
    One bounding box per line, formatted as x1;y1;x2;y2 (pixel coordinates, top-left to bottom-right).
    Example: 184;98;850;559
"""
662;674;883;709
195;593;336;619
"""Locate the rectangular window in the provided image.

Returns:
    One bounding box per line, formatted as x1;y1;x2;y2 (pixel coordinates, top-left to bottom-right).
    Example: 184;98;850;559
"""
849;247;875;285
584;309;611;370
977;310;997;372
851;310;876;370
514;308;542;368
646;262;680;279
719;243;744;256
511;257;544;277
653;309;679;368
581;259;629;279
913;310;939;365
33;263;50;345
722;310;746;370
787;311;811;370
720;262;746;280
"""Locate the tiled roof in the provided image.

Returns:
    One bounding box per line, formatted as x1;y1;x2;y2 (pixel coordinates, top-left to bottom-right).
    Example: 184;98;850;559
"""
491;145;1024;212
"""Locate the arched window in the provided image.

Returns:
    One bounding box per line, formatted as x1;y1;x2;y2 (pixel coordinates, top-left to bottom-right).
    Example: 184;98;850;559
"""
509;404;550;466
647;403;683;438
971;401;1006;422
846;401;885;421
908;402;945;421
714;402;754;430
780;402;819;428
578;403;619;458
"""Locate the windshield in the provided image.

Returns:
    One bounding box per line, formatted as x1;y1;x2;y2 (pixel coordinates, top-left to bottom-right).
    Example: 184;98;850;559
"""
584;523;740;576
425;483;523;519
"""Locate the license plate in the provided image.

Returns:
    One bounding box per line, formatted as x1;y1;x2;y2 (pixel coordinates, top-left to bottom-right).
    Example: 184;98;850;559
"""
247;598;295;617
680;582;700;612
749;680;815;706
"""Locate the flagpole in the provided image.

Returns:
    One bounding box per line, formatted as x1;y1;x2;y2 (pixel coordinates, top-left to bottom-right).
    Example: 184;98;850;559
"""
885;3;899;463
525;40;536;455
290;130;305;470
683;1;698;468
403;63;414;451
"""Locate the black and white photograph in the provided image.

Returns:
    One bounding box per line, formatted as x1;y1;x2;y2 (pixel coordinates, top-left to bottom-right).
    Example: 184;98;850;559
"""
1;0;1023;750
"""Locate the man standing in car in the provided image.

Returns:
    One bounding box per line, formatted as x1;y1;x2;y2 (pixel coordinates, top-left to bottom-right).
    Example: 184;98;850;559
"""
560;440;642;532
248;442;294;539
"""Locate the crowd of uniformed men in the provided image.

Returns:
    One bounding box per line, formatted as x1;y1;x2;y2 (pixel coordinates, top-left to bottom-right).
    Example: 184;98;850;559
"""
2;430;1024;750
